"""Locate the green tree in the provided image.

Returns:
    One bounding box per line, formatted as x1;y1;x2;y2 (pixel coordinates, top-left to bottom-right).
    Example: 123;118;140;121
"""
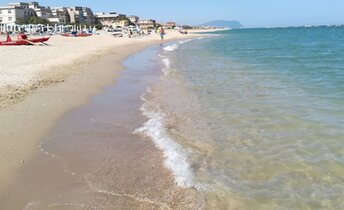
182;25;193;29
27;16;50;24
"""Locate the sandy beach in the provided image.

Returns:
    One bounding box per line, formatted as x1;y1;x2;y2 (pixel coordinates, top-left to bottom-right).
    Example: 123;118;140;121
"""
0;29;218;209
0;30;208;108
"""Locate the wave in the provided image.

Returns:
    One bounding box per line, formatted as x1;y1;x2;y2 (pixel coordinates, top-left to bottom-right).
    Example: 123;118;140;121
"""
163;43;179;52
161;58;171;69
134;91;195;188
179;39;192;44
157;53;172;75
161;57;172;75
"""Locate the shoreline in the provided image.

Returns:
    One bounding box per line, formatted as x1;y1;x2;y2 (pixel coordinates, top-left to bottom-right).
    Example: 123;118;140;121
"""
0;29;217;208
1;44;202;209
0;29;220;108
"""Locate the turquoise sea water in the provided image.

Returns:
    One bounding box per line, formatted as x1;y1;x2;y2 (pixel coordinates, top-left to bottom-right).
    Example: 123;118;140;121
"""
137;27;344;209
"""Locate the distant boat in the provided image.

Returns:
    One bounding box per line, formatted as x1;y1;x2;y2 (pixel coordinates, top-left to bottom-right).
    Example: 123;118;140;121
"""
60;31;92;37
0;35;50;46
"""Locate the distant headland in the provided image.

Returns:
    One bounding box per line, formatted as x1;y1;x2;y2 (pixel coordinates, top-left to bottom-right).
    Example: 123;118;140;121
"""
201;20;243;29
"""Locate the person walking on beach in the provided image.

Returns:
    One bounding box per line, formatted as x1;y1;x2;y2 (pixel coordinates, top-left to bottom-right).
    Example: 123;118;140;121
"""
158;26;165;40
128;29;133;38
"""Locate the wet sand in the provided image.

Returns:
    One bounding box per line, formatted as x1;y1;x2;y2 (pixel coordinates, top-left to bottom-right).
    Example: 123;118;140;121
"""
0;29;224;209
0;32;204;187
0;45;202;209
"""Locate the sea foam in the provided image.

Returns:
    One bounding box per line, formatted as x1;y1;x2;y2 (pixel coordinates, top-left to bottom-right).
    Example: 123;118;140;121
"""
134;92;195;188
163;43;179;52
179;39;192;44
160;57;172;75
162;58;171;69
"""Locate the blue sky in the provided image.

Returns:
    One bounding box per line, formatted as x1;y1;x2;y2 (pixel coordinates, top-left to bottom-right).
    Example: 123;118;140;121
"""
1;0;344;27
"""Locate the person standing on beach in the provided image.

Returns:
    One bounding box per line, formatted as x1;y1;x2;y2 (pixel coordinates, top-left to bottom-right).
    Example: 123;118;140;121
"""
158;26;165;40
128;29;133;38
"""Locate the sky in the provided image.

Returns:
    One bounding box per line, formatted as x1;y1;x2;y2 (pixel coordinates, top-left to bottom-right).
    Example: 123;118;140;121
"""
1;0;344;27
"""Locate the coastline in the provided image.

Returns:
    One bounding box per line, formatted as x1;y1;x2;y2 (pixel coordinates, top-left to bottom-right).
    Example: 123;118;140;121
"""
0;29;216;208
0;29;219;108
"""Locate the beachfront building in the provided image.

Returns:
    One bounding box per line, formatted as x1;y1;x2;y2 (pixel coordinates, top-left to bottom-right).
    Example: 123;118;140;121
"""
64;6;96;24
95;12;127;27
163;21;176;29
28;1;39;9
49;7;70;24
128;15;139;25
29;2;52;20
0;2;35;24
0;2;95;25
82;7;95;25
112;19;129;27
67;7;84;24
137;19;156;29
0;2;57;24
34;7;51;19
30;3;95;24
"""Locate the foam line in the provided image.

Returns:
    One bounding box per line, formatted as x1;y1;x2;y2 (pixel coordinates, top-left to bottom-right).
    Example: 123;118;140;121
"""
134;92;195;188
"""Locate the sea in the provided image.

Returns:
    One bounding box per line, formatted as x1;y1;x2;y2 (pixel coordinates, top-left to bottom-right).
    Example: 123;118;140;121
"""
135;27;344;209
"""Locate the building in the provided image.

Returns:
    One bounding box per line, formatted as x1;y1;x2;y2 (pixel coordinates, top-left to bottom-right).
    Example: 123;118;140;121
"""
112;19;129;27
28;1;39;9
0;2;60;24
8;2;30;8
49;7;70;24
66;6;95;24
82;7;95;25
28;2;52;20
163;21;176;29
137;19;156;29
0;2;34;24
67;7;84;24
0;2;95;25
128;15;139;25
95;12;126;27
33;7;52;20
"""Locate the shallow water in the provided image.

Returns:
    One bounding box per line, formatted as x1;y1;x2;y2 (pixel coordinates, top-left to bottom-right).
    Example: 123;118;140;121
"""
139;27;344;209
0;46;201;210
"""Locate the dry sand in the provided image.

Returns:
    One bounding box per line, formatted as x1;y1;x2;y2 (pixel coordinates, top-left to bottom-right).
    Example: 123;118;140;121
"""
0;30;207;108
0;29;217;209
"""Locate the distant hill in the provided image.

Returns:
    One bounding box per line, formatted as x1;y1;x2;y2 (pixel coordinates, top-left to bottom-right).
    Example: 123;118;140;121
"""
201;20;243;29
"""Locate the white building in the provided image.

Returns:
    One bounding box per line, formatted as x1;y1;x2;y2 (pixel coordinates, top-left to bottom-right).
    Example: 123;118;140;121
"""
95;12;126;27
34;7;52;20
128;15;139;24
0;2;96;25
0;3;34;24
28;2;52;20
0;2;52;24
163;21;176;29
49;7;70;24
137;19;156;29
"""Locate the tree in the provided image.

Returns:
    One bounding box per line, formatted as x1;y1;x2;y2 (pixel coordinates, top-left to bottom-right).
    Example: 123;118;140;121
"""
26;16;50;24
182;25;193;29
